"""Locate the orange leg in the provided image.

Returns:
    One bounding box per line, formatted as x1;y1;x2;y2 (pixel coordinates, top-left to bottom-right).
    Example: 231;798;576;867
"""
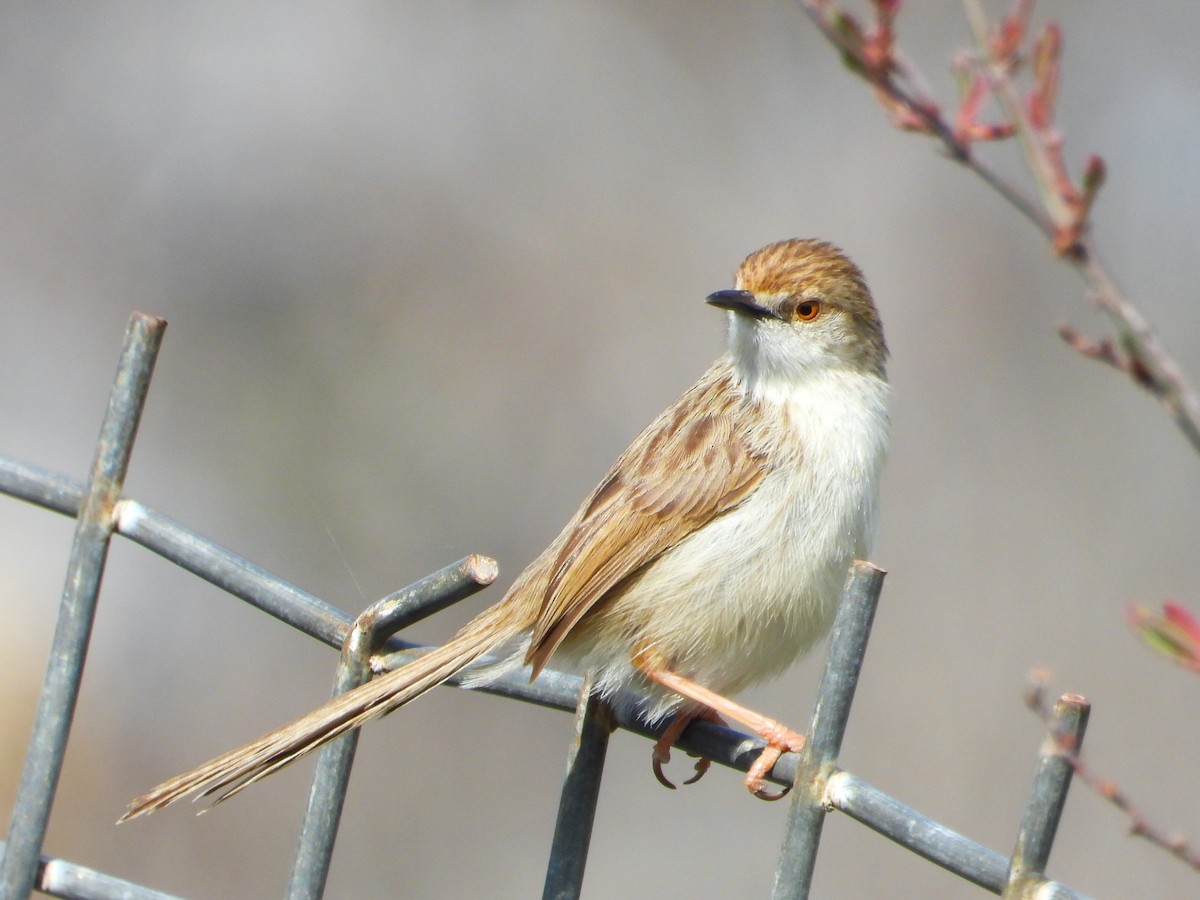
636;653;805;801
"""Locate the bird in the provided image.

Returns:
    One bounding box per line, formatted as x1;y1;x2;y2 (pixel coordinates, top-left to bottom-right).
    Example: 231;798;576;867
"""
120;238;889;821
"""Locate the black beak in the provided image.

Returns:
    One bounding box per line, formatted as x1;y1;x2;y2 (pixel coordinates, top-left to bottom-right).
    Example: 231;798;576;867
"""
705;289;782;321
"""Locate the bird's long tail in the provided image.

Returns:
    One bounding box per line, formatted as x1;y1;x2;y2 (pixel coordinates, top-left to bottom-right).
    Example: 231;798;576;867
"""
120;601;521;822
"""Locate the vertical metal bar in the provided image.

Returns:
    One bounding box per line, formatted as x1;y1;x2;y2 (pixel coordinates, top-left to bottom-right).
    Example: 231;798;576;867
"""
286;556;497;900
285;628;369;900
542;675;612;900
0;313;165;900
1005;694;1091;897
771;561;886;900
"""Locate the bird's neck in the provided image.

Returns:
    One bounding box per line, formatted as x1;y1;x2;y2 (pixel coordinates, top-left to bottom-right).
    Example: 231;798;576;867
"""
728;342;886;410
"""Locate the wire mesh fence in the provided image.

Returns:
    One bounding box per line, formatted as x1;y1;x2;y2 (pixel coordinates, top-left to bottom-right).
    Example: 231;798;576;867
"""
1;313;1093;899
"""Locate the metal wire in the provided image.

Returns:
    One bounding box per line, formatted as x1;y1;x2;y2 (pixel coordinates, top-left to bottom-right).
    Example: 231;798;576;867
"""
0;312;1099;898
772;562;885;899
0;313;166;899
1006;695;1092;897
0;457;352;651
287;556;498;899
542;675;613;900
0;839;181;900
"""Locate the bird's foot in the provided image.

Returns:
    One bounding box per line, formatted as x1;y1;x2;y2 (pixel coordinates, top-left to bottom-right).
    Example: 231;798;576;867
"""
651;707;726;789
742;724;806;801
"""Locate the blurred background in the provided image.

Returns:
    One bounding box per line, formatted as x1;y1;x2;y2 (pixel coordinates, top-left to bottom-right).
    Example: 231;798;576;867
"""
2;2;1198;896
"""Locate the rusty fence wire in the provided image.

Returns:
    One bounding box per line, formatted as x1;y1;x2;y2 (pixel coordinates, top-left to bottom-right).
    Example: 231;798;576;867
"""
0;313;1093;899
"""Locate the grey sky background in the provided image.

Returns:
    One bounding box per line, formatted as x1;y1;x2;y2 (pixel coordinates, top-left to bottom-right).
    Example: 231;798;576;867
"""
2;3;1199;896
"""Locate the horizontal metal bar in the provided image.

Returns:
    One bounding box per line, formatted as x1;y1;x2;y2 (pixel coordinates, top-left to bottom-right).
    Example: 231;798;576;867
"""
827;769;1007;890
0;456;353;650
115;499;352;650
355;555;499;639
826;771;1089;898
0;456;82;517
0;839;182;900
377;645;795;785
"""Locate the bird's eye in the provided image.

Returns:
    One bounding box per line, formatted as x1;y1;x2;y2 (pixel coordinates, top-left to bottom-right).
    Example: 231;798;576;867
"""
794;300;821;321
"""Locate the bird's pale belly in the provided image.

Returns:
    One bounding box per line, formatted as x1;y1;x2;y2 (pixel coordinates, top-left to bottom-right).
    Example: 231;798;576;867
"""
562;466;868;721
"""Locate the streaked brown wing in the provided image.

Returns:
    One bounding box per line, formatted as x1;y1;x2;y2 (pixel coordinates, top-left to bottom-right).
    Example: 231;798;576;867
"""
525;360;768;674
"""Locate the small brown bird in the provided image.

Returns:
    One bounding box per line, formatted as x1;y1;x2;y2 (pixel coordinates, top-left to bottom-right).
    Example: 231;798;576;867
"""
121;238;888;820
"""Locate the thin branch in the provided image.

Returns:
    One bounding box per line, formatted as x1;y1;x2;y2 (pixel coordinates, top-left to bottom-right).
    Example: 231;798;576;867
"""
1025;675;1200;873
795;0;1058;239
1077;244;1200;452
795;0;1200;456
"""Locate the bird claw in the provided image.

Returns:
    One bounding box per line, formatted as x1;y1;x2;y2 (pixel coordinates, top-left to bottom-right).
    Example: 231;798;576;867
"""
652;749;710;790
682;756;710;785
652;753;677;790
750;781;792;801
652;753;705;787
652;711;716;790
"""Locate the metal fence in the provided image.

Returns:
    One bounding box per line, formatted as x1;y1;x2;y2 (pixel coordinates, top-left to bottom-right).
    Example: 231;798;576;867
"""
0;313;1093;899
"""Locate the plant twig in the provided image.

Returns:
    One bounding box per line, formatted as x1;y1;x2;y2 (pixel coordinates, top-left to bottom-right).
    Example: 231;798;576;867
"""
795;0;1200;456
1025;673;1200;873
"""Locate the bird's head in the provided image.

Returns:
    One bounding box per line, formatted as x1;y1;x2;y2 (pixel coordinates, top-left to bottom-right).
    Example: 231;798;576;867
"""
707;239;887;396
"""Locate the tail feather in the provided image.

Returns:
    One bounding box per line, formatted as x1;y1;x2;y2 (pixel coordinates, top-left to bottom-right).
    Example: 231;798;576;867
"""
120;603;519;822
